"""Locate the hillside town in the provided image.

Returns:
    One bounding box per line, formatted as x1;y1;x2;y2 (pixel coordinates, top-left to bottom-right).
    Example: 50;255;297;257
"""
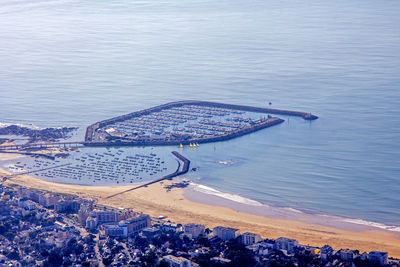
0;184;398;267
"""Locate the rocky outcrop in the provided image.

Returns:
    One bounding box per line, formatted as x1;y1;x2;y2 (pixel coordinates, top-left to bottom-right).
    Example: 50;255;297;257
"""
0;125;77;142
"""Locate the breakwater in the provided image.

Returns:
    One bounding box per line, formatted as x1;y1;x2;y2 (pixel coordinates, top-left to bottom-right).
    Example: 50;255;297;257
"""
106;151;190;199
85;100;315;147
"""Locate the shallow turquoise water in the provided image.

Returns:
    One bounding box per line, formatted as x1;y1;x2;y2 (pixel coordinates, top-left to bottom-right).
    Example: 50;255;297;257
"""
0;0;399;225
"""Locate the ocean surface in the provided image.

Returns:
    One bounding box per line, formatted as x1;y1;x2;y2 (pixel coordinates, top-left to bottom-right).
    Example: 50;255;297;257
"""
0;0;399;226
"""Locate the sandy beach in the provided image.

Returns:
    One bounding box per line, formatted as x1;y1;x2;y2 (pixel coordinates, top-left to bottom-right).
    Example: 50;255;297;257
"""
1;154;400;258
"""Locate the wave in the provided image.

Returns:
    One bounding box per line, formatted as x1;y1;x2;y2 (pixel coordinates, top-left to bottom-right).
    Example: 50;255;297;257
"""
190;183;263;206
283;207;304;214
342;218;400;233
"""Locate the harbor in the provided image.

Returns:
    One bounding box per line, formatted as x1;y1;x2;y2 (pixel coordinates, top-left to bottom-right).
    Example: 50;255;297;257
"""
1;147;178;186
0;101;318;187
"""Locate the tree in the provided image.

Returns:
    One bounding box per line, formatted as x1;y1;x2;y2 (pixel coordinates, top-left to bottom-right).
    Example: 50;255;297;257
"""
157;259;170;267
142;251;157;266
196;236;210;247
134;236;149;250
47;250;63;267
102;255;113;266
4;231;15;241
7;251;20;261
224;241;257;267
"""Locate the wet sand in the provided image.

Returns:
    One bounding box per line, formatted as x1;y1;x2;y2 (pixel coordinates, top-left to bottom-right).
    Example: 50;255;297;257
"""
1;153;400;258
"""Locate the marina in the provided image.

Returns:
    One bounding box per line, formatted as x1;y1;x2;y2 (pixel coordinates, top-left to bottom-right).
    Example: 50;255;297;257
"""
85;101;317;147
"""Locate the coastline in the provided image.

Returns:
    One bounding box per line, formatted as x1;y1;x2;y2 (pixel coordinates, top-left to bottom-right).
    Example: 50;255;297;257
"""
1;155;400;258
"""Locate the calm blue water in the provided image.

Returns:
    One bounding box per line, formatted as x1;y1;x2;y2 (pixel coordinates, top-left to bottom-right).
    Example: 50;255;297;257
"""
0;0;399;225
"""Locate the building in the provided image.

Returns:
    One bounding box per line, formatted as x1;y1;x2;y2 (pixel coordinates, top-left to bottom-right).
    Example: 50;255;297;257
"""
142;227;160;238
320;245;333;261
27;190;43;203
78;204;92;226
161;222;180;232
39;193;60;208
162;255;197;267
211;257;232;264
19;200;36;210
240;232;262;245
86;216;98;230
369;251;388;266
275;237;298;253
340;249;354;262
183;223;205;238
90;211;119;224
125;214;151;234
55;198;80;213
105;223;128;238
246;243;270;256
213;226;240;241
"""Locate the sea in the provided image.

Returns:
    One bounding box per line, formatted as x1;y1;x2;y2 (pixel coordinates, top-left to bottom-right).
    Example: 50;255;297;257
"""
0;0;399;228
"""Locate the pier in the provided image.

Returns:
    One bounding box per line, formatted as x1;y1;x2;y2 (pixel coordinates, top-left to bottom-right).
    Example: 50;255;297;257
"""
2;163;72;182
0;141;84;151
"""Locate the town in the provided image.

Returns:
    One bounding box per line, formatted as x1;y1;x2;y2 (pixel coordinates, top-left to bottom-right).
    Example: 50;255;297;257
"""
0;184;398;267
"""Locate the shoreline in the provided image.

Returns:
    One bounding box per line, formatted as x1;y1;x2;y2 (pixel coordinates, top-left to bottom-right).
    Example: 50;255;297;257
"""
185;182;400;233
1;156;400;258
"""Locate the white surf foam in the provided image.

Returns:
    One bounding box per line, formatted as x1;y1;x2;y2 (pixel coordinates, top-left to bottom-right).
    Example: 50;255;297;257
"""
283;207;304;214
190;183;400;233
190;183;263;206
342;218;400;233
